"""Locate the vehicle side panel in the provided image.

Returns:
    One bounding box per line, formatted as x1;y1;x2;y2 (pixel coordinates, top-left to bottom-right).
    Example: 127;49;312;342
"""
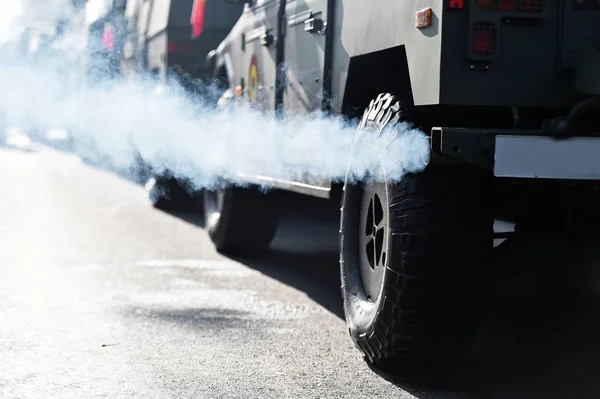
283;0;328;116
147;31;167;77
331;0;444;111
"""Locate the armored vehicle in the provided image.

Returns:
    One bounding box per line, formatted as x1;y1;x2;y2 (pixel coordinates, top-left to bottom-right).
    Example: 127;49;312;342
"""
206;0;600;371
122;0;241;83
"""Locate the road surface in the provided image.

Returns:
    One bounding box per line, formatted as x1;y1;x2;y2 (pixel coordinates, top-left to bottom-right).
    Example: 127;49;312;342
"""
2;134;600;399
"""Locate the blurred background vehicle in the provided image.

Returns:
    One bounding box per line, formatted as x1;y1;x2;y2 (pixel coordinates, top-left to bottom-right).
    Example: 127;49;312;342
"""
49;0;243;207
120;0;243;209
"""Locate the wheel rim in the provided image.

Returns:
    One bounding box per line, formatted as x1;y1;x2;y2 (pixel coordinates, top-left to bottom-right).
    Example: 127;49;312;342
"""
205;189;225;227
358;181;388;303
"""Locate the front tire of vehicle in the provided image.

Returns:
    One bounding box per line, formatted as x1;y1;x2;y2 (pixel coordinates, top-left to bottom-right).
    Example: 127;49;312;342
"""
204;186;280;255
340;93;493;371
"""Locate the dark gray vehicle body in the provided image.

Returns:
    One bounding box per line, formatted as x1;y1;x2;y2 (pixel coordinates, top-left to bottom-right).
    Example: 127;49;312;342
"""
123;0;243;83
217;0;600;108
213;0;600;196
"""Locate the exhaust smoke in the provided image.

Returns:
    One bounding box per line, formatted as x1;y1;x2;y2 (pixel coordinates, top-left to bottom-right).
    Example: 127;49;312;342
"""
0;1;430;193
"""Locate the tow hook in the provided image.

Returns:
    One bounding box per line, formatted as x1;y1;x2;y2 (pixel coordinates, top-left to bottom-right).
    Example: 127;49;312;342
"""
542;97;600;138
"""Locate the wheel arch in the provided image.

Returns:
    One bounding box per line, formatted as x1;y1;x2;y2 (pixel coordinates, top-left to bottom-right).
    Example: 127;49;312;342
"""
341;45;414;120
214;50;236;90
214;63;229;90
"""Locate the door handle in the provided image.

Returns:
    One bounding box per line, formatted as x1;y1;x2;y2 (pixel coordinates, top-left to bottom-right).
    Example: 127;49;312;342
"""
260;31;274;47
245;26;274;47
304;16;324;34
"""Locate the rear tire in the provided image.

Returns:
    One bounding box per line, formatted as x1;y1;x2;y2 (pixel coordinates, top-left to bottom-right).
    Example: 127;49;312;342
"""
203;87;280;255
204;186;280;255
340;93;493;371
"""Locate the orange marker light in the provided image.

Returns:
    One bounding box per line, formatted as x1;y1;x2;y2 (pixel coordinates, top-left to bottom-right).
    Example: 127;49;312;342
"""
235;85;243;96
415;8;432;29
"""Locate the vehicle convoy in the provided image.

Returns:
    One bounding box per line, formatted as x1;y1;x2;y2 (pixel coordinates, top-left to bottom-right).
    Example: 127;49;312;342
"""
121;0;243;209
204;0;600;371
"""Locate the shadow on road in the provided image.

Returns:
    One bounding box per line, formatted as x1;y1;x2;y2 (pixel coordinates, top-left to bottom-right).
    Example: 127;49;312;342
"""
231;194;600;399
123;306;255;331
232;192;344;318
164;208;206;228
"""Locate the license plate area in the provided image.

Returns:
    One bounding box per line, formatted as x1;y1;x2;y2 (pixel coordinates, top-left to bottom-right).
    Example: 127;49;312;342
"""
494;135;600;180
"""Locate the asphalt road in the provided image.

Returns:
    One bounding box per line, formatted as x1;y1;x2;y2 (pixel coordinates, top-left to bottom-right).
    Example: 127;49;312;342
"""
2;134;600;399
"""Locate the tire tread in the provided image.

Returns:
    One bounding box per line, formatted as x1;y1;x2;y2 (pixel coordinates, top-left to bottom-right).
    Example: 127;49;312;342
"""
342;93;493;370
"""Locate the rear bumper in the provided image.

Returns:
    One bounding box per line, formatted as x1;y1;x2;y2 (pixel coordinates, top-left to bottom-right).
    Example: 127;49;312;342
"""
430;127;600;180
495;135;600;180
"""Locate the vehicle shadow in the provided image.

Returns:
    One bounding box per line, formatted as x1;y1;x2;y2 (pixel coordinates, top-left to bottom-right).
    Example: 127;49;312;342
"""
231;192;344;317
233;194;600;399
162;205;206;228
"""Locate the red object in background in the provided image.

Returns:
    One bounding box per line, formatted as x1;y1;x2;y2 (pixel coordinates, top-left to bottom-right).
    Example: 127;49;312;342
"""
102;25;115;51
190;0;206;38
168;40;176;53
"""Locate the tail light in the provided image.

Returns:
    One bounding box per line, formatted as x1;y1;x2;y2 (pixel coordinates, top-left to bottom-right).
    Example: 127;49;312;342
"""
471;22;497;57
190;0;206;38
168;40;176;53
102;25;115;51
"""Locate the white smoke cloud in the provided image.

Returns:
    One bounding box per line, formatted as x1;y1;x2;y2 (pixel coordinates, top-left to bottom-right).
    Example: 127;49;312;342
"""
0;0;430;192
0;1;24;44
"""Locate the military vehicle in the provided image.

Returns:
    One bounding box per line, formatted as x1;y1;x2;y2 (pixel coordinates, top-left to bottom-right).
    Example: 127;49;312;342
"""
122;0;242;84
75;0;128;82
120;0;243;209
204;0;600;371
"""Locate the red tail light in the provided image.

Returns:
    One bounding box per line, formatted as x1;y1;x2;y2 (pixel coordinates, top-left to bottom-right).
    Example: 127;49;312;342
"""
473;31;491;54
471;22;497;57
102;25;115;51
168;40;176;53
190;0;206;38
